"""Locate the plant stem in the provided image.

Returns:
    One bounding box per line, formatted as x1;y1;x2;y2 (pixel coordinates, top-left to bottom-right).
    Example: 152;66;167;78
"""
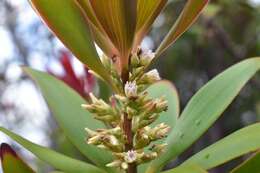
121;67;137;173
123;113;137;173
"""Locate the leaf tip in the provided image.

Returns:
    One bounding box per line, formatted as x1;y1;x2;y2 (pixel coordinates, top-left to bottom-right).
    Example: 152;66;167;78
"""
0;143;17;160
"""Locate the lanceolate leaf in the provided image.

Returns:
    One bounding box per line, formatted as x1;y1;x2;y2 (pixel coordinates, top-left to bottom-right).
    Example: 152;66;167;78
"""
146;57;260;173
231;151;260;173
23;68;116;173
75;0;119;57
89;22;119;58
0;128;105;173
29;0;111;83
89;0;137;70
162;164;208;173
155;0;209;57
133;0;168;50
0;143;35;173
183;123;260;170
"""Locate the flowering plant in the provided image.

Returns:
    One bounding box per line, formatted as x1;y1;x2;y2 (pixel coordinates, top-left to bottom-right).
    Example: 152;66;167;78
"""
1;1;260;173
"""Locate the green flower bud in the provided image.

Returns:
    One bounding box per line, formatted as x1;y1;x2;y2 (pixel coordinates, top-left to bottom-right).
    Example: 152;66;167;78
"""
114;94;127;102
85;127;97;137
150;123;170;140
130;54;140;67
140;152;158;163
87;135;102;145
134;130;150;149
150;143;167;154
106;160;122;168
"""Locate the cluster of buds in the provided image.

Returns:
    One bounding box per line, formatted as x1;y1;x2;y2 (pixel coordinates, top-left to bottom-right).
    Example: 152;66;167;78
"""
82;93;120;124
82;49;170;170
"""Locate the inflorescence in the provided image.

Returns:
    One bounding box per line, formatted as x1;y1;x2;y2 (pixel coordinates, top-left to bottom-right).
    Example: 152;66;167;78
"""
81;48;170;170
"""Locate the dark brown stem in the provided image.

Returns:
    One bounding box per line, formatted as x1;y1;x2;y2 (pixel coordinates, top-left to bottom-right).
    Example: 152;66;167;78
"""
121;66;137;173
123;113;137;173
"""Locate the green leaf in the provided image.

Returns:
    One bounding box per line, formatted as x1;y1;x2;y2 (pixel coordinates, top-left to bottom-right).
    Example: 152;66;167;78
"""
133;0;168;50
231;151;260;173
139;80;180;173
23;68;116;173
162;164;208;173
183;123;260;170
89;0;137;70
29;0;111;83
0;128;105;173
147;80;180;128
146;57;260;173
155;0;209;57
0;143;35;173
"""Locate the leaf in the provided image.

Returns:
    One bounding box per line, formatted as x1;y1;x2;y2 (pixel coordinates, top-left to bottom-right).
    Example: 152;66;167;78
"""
23;68;116;173
0;128;105;173
146;57;260;173
155;0;209;57
75;0;119;57
29;0;111;83
0;143;35;173
183;123;260;170
162;164;208;173
231;151;260;173
89;0;137;70
133;0;168;50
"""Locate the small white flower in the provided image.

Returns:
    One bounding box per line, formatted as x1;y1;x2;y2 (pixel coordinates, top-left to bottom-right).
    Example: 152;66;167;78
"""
124;150;137;163
124;81;138;98
140;50;155;65
145;69;161;82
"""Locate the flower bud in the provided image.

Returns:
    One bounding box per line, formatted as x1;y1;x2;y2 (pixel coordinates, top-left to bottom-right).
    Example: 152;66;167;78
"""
140;152;158;163
132;116;141;132
114;94;127;102
150;143;167;154
130;54;140;67
89;92;99;103
87;135;102;145
154;97;168;112
134;130;150;149
124;81;138;98
143;69;161;83
106;160;122;168
102;135;123;152
150;123;170;140
126;106;136;118
121;162;128;170
85;127;97;137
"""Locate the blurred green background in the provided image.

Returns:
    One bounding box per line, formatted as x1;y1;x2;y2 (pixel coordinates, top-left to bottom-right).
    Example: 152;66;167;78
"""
0;0;259;172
